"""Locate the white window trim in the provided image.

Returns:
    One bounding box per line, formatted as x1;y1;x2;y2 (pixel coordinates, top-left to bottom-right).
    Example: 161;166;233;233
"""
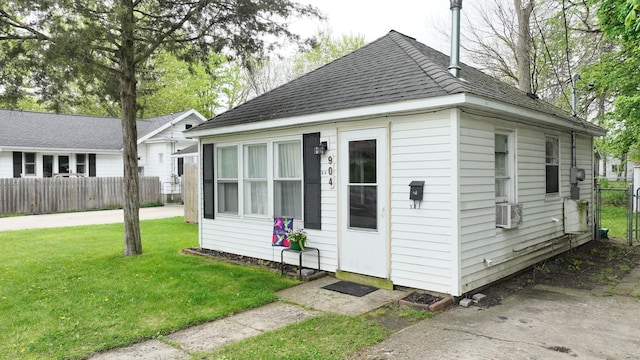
215;136;304;221
216;144;240;216
273;139;304;220
242;142;269;218
24;152;36;176
495;130;516;203
545;135;560;197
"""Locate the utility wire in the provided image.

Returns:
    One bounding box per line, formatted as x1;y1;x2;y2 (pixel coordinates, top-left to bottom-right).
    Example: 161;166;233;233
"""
532;5;571;108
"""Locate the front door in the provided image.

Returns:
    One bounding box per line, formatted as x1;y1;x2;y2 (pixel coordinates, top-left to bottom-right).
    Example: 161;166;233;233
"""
339;128;388;278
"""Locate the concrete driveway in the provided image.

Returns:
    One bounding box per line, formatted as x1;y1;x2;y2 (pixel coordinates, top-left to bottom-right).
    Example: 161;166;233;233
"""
0;204;184;231
353;283;640;359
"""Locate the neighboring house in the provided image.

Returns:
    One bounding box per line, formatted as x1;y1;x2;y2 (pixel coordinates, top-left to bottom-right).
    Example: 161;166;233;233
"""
597;156;633;181
0;108;205;201
187;30;605;296
172;143;199;172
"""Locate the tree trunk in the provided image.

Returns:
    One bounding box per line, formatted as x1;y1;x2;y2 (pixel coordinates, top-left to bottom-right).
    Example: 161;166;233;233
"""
120;0;142;256
514;0;534;93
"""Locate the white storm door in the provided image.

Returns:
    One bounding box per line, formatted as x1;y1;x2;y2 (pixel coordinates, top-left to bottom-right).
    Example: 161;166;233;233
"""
339;128;388;278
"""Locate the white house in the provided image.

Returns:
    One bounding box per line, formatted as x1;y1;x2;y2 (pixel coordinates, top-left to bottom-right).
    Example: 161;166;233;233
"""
0;108;205;201
597;156;633;182
187;30;605;296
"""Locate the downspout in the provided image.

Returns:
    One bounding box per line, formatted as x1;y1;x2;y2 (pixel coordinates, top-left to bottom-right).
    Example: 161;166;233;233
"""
449;0;462;77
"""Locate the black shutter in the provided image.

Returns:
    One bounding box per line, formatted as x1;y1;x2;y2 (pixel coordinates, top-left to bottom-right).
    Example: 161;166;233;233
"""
203;143;215;219
177;157;184;176
303;133;321;229
12;152;22;178
88;154;96;177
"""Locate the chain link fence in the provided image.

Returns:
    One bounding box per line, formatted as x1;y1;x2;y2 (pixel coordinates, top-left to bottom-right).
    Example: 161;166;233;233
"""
595;179;633;245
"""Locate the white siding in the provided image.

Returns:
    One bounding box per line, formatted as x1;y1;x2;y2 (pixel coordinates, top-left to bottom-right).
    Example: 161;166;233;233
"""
153;113;202;140
141;114;200;194
199;124;340;273
458;114;595;295
144;142;177;194
196;109;597;297
389;111;454;294
96;154;123;176
0;152;13;178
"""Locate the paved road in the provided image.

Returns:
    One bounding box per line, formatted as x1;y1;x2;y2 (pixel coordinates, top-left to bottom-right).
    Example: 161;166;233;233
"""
0;204;184;231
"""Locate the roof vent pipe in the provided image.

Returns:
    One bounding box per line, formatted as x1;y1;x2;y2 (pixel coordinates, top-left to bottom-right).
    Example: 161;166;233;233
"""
449;0;463;77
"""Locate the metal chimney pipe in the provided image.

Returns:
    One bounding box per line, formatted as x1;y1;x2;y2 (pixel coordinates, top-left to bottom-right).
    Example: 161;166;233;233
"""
449;0;463;77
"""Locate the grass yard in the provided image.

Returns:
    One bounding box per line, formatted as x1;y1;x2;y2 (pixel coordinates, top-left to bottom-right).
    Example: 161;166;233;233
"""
0;217;297;359
600;205;628;239
198;314;390;360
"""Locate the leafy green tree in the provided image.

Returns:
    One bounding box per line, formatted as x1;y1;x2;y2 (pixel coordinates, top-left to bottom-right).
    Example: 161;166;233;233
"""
241;30;365;99
292;31;365;77
582;0;640;158
0;0;318;255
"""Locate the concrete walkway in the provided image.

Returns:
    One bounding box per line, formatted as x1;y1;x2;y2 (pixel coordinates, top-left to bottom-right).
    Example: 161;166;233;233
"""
89;276;407;359
0;204;184;231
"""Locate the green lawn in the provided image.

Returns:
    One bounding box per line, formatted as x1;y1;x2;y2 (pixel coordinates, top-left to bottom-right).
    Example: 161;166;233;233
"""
0;217;296;359
198;314;390;360
600;205;628;239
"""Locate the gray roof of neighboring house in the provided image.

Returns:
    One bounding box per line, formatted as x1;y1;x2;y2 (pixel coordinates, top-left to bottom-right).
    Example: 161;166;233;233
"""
173;144;198;156
0;109;194;150
192;31;601;133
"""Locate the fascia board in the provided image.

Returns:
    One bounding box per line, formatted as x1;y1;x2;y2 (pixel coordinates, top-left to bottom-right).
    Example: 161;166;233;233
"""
186;95;466;138
1;146;122;154
462;94;606;136
137;109;205;144
186;93;605;139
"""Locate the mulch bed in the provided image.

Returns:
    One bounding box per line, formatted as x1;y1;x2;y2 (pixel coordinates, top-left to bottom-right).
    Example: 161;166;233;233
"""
403;292;441;305
185;237;640;309
474;238;640;307
183;247;303;275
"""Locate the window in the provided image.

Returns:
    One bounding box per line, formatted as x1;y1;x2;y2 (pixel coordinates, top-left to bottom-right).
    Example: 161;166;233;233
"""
217;146;238;214
545;136;559;194
43;155;53;177
213;139;304;220
58;155;69;174
495;133;513;202
24;153;36;176
243;144;267;216
185;124;193;130
274;141;302;219
158;153;163;164
76;154;86;174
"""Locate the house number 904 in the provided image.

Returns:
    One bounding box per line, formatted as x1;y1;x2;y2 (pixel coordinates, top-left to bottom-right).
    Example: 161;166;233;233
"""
327;155;335;189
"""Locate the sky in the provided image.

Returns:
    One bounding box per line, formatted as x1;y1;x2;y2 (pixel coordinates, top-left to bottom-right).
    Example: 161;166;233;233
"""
290;0;455;54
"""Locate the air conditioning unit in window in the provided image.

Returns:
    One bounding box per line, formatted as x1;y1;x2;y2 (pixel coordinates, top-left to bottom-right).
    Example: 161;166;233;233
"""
496;203;523;229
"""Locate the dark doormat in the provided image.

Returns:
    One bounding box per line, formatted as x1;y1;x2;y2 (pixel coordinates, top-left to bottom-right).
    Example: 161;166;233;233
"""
321;281;378;297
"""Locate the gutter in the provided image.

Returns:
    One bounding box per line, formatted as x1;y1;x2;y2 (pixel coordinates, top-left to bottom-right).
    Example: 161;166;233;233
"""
186;93;605;139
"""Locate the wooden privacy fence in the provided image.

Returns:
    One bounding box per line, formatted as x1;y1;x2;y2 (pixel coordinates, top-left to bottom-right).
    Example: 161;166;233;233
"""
182;163;198;223
0;176;161;215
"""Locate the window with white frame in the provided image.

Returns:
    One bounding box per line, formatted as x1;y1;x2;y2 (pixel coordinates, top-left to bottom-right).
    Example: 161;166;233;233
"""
243;144;268;216
495;132;514;202
214;139;303;220
24;153;36;176
217;146;239;214
274;141;302;219
545;136;559;194
76;154;86;174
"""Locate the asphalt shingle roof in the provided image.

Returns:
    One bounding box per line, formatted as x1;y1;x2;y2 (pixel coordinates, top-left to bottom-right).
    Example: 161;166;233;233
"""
0;109;192;150
194;30;600;133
